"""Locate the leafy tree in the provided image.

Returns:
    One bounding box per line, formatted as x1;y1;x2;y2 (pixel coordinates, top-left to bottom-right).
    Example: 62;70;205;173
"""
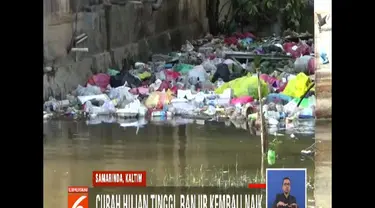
213;0;308;35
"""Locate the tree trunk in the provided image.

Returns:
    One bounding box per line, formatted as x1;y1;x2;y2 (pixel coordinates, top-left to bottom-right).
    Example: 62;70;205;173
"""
273;13;282;36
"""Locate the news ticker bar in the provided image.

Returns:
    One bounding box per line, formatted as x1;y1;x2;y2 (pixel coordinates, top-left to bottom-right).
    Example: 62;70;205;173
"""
91;171;266;188
69;186;266;208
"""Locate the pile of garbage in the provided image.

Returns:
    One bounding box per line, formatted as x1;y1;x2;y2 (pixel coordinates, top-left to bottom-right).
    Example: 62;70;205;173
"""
44;31;317;135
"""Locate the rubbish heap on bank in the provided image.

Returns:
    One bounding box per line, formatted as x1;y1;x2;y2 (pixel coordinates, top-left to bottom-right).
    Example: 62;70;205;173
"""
44;31;323;135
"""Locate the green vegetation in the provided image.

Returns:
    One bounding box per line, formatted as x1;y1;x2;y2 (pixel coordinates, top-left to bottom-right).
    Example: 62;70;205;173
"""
148;164;265;187
214;0;309;35
269;137;283;151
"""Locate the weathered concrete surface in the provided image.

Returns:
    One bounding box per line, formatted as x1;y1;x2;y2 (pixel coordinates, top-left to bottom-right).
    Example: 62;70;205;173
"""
314;2;331;207
315;66;331;118
314;121;332;208
314;6;332;119
43;0;208;100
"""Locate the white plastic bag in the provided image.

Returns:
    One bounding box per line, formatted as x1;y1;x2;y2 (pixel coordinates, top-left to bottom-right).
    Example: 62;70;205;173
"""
284;100;298;116
76;84;102;96
84;100;115;115
107;84;137;106
77;94;109;104
116;99;147;117
202;60;217;72
188;65;208;85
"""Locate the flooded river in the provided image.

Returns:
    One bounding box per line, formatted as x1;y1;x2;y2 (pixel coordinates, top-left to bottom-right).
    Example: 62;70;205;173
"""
43;118;322;208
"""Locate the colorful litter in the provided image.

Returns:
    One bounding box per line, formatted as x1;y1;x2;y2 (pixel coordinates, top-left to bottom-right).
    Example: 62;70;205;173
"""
44;31;316;135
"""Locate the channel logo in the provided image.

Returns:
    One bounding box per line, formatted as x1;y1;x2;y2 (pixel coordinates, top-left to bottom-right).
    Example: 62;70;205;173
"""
68;186;89;208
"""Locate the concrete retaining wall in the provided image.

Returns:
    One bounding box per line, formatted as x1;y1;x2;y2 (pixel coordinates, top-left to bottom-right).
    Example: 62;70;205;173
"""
43;0;208;100
314;7;332;119
43;0;315;101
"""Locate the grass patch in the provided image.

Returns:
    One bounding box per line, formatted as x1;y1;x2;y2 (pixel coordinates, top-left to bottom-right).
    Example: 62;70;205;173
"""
148;163;265;187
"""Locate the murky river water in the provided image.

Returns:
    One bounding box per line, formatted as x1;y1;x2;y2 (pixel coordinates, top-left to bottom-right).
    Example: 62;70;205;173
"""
43;117;319;208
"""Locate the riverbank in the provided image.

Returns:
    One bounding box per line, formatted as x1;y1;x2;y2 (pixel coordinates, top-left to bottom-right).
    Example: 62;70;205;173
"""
43;0;208;101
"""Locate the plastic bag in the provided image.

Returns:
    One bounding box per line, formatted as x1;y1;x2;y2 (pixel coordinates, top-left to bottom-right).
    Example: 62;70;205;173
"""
283;96;315;117
107;85;136;103
163;70;180;81
286;118;315;135
75;84;102;96
145;91;172;109
84;100;115;115
283;100;298;115
283;41;311;59
299;106;315;119
137;71;152;80
282;73;311;98
107;68;120;76
307;57;316;74
102;100;116;113
188;65;208;85
234;32;256;39
175;64;194;74
215;75;269;99
293;95;316;108
238;37;253;48
181;40;194;52
266;93;292;104
231;96;253;105
294;55;315;74
77;94;109;104
198;47;214;56
87;73;110;91
172;102;196;115
153;61;166;72
157;80;171;91
155;71;166;81
260;74;279;87
202;60;217;72
116;99;147;117
224;37;239;45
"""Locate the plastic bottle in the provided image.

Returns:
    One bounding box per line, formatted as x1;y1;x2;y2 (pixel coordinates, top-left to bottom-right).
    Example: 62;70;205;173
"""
151;111;172;117
267;149;276;165
265;111;280;120
44;99;70;111
298;106;315;119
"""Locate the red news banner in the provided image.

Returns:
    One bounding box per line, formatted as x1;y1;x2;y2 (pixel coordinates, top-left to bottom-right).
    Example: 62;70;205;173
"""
92;171;147;187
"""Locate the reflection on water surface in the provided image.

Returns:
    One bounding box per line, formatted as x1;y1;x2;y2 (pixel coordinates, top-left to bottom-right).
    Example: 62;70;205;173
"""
44;118;316;208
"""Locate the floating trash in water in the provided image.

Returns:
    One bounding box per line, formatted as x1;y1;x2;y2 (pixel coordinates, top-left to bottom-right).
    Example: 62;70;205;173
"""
301;140;321;156
273;132;285;136
301;149;313;154
267;149;276;165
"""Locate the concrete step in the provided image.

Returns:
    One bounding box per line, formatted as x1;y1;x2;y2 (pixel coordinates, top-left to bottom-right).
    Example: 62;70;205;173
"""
315;70;332;79
316;97;331;118
316;83;331;94
315;65;332;118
